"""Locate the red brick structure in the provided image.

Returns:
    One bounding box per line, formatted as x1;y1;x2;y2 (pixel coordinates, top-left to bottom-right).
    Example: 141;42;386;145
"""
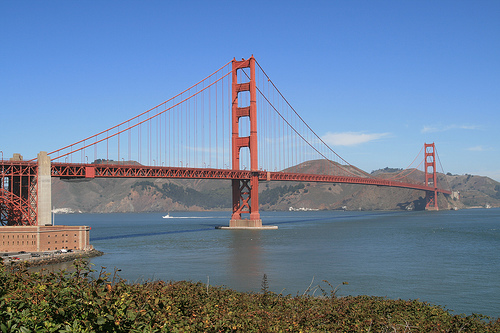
0;225;90;252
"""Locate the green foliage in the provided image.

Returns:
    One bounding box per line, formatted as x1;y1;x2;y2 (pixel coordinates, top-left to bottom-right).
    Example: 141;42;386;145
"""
260;274;269;294
495;185;500;199
0;261;499;332
130;182;231;209
259;184;305;206
371;167;403;174
132;181;155;191
160;183;230;209
93;159;116;164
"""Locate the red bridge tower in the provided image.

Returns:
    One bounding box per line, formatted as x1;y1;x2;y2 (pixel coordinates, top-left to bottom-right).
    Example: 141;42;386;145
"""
424;142;439;210
229;56;263;228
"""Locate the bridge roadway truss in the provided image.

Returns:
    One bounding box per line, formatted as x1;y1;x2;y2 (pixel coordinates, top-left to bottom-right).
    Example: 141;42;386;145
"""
52;163;450;195
0;160;451;226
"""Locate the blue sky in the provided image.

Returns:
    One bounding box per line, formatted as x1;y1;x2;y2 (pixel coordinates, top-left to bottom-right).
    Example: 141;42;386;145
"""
1;1;499;180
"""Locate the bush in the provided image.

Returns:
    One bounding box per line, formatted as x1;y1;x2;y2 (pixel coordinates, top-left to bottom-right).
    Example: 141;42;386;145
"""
0;262;499;332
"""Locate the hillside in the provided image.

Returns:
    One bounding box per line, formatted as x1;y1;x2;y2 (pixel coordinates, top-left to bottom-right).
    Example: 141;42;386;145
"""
51;161;500;213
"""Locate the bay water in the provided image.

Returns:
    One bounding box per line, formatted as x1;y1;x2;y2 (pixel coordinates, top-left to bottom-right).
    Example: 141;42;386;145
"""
56;208;500;318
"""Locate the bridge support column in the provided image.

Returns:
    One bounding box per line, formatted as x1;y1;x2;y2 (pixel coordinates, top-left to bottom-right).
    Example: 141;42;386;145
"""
226;56;275;229
424;143;439;211
37;151;52;225
0;154;37;226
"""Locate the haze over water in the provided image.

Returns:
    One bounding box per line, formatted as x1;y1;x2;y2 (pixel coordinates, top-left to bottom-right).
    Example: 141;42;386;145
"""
58;209;500;318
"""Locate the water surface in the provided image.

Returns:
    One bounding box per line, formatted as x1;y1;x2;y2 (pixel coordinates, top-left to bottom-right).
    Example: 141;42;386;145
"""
57;209;500;318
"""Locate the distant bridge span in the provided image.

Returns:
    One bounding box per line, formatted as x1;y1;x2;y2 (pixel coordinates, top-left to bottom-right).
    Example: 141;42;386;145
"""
51;162;451;195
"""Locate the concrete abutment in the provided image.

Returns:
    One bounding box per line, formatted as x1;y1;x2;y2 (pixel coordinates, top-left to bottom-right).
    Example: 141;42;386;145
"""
37;151;52;226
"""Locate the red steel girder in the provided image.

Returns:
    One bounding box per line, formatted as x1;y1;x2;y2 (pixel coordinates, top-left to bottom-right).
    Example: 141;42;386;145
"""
262;171;451;194
232;179;252;216
1;162;37;176
51;163;255;180
0;188;36;226
50;163;451;195
1;159;451;226
1;161;38;226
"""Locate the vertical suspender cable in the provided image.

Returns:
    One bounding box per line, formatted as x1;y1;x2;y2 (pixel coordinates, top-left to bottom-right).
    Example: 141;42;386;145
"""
117;125;120;164
209;82;212;168
215;72;218;169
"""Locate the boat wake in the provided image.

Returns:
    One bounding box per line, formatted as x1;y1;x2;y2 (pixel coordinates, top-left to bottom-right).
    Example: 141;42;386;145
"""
163;215;219;219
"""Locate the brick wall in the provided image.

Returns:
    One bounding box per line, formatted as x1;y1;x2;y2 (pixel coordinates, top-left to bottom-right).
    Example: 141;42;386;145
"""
0;225;91;252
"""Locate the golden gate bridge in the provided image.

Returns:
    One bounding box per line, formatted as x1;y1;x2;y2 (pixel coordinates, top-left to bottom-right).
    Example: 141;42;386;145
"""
0;56;451;228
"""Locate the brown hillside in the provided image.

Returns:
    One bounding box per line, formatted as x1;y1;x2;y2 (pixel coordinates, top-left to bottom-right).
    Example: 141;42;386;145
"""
51;161;500;213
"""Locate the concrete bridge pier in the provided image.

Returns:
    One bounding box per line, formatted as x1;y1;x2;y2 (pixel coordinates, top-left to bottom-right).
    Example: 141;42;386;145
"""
37;151;52;226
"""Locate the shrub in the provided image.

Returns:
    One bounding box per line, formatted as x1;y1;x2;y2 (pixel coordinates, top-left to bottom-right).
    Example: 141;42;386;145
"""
0;261;498;332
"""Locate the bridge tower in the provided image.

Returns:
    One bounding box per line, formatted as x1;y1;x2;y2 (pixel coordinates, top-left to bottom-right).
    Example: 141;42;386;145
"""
229;56;263;228
424;142;439;210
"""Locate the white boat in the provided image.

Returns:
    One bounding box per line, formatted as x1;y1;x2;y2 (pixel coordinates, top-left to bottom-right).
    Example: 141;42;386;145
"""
162;213;172;219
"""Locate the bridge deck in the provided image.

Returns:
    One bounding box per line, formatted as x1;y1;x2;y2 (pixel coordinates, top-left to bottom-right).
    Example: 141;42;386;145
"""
50;163;451;195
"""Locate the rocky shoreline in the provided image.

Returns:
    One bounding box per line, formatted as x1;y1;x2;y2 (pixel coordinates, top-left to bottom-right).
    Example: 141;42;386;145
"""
2;249;103;267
